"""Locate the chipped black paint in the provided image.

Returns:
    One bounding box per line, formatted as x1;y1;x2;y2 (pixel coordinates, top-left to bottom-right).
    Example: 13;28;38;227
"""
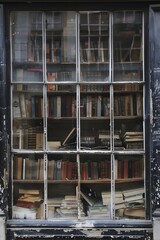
0;4;8;214
6;228;153;240
150;7;160;215
0;2;159;240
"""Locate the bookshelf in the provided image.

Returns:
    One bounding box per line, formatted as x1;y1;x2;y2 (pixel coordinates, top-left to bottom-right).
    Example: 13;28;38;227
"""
11;10;145;220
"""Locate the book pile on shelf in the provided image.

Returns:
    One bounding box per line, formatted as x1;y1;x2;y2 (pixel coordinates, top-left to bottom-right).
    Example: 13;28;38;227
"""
48;197;64;218
13;188;43;219
122;131;143;149
102;187;145;219
87;203;110;219
98;130;124;150
121;187;145;219
102;191;125;210
80;185;110;219
55;195;85;218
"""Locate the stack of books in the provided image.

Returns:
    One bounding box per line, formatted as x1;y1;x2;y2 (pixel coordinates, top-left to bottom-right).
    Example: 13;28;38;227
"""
87;203;110;219
56;195;85;218
13;188;43;219
122;131;143;149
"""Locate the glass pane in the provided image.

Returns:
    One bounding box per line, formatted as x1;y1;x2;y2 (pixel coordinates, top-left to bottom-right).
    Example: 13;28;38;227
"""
114;154;145;220
47;153;79;219
11;12;43;83
113;11;143;82
12;84;43;150
47;84;77;150
12;153;44;219
80;12;109;82
80;84;110;150
113;84;144;151
46;12;76;82
80;154;111;219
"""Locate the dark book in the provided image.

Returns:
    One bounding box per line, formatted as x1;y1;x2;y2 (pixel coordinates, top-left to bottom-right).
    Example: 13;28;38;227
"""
80;185;98;206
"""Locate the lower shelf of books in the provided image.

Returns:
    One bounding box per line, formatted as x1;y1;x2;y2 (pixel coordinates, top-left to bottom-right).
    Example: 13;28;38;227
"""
12;182;145;220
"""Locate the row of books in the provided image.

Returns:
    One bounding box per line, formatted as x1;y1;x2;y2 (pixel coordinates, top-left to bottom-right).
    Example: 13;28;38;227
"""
48;160;77;180
48;71;76;82
13;154;143;181
115;158;144;179
13;156;112;181
13;68;142;84
48;95;76;117
13;93;142;119
13;93;43;118
13;68;43;82
13;156;44;180
114;93;142;116
13;127;43;150
13;82;141;94
48;84;108;92
13;93;76;118
80;95;110;117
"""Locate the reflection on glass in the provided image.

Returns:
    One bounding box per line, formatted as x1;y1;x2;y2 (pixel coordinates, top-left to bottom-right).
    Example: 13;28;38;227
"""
11;12;43;83
46;12;76;82
113;11;143;82
80;12;109;82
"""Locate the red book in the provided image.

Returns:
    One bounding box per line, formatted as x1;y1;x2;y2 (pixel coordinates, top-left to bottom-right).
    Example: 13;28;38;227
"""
82;162;87;180
67;162;73;180
123;160;128;179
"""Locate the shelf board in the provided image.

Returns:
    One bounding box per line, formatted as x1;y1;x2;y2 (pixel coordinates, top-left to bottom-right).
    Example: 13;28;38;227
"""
13;178;143;184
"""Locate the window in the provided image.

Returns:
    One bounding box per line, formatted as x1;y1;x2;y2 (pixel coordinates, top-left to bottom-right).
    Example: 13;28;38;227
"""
11;10;145;220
